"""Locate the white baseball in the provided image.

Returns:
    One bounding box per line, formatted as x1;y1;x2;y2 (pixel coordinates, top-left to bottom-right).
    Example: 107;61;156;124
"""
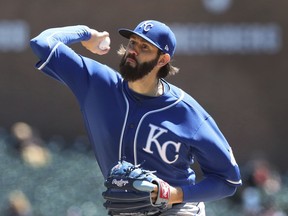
99;37;110;50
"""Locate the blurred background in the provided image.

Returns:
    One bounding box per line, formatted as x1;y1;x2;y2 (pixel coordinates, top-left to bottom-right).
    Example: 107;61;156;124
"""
1;0;288;215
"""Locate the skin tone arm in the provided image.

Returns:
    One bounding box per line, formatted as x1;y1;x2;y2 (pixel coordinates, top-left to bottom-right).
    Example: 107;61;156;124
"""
169;187;184;204
151;186;183;205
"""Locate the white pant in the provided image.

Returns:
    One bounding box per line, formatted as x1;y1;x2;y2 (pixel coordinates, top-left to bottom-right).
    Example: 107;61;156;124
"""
160;202;206;216
112;202;206;216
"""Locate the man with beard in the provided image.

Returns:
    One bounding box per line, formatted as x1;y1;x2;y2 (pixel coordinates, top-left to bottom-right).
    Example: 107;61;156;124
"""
30;20;242;216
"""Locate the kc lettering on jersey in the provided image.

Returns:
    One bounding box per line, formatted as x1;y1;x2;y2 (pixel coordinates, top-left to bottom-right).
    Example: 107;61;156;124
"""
143;124;181;164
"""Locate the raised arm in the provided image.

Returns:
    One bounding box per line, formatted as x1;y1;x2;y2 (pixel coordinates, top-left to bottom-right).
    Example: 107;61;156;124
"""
30;25;112;102
30;25;110;64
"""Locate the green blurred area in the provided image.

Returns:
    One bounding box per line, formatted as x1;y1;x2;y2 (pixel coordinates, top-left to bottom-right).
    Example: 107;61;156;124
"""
0;127;107;216
1;125;288;216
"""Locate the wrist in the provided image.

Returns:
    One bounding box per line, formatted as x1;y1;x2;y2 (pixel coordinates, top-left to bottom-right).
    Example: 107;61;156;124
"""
169;186;183;204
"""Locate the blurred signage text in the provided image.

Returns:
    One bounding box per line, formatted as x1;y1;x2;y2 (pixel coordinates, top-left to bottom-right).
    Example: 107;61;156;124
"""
0;20;29;52
171;23;282;55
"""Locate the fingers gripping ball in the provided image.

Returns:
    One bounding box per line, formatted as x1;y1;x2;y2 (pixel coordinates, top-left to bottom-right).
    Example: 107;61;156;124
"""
102;160;171;215
98;36;110;50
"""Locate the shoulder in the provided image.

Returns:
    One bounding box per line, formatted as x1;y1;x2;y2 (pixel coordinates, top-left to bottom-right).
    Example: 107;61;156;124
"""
167;81;210;121
82;56;122;82
162;81;212;138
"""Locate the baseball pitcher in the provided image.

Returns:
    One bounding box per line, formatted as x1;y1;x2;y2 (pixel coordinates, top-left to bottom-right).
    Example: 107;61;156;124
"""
30;20;242;216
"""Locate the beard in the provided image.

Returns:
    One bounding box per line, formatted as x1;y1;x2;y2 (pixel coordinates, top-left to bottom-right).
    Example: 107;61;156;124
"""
119;53;160;82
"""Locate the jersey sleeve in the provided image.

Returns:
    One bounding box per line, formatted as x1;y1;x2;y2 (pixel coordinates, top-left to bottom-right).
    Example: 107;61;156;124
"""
29;25;104;102
181;116;242;202
194;117;241;185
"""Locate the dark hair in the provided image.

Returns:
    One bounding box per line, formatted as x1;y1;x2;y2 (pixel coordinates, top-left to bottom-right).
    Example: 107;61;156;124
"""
117;45;179;79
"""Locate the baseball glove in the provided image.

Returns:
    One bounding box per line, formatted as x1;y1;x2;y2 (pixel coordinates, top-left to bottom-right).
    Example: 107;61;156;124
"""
102;160;171;215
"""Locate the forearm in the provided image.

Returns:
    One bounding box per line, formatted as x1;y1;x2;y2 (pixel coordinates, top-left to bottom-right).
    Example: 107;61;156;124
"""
169;186;183;204
181;176;237;202
30;25;91;60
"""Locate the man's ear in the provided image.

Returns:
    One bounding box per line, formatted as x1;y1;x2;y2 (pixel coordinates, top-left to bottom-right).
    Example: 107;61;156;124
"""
157;53;171;67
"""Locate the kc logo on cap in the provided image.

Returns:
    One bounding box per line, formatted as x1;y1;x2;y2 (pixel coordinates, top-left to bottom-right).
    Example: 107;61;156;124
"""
139;21;154;32
119;20;177;57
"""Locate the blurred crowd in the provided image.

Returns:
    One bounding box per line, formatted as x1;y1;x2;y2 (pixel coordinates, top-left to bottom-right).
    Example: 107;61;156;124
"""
0;122;288;216
0;122;106;216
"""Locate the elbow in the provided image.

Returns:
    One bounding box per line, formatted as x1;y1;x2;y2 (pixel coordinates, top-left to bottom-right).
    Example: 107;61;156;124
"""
30;37;38;49
225;184;238;197
30;37;42;54
213;177;240;200
30;37;50;60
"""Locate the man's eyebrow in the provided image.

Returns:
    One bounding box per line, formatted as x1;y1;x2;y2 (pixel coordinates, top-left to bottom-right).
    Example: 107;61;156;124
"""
130;35;151;45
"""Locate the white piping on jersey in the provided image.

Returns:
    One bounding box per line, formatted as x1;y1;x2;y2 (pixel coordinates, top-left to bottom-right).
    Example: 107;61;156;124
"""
38;41;62;70
118;81;130;160
226;179;242;185
38;29;85;70
133;89;185;165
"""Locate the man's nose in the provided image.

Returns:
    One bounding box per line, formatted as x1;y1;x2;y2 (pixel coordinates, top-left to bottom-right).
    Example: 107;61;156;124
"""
127;45;138;56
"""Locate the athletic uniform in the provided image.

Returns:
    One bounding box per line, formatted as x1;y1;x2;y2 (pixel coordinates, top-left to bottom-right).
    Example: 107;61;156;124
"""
30;25;242;215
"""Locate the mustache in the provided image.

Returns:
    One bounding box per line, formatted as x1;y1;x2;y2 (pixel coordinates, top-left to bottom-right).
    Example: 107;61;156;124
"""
125;53;137;62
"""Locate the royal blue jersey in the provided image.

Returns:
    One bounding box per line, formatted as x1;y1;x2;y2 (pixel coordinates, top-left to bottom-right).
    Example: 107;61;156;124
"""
30;25;242;202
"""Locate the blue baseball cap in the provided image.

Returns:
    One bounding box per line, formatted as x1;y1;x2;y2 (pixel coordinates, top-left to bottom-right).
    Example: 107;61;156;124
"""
119;20;176;57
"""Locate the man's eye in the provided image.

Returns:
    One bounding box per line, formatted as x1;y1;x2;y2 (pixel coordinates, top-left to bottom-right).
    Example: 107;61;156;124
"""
129;40;135;45
142;44;149;50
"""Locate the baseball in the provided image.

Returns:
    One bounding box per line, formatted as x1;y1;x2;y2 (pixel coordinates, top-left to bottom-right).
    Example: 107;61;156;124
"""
99;37;110;50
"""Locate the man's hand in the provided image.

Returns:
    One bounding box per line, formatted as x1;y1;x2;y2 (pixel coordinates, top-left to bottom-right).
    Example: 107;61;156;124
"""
81;29;110;55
